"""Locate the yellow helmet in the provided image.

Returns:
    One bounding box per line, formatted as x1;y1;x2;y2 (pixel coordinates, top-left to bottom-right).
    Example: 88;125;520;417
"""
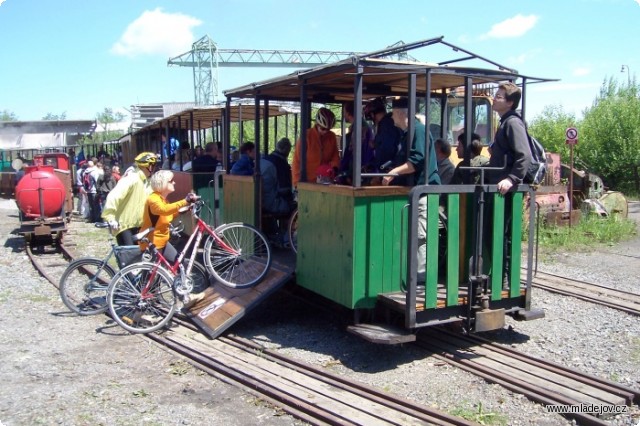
134;152;158;167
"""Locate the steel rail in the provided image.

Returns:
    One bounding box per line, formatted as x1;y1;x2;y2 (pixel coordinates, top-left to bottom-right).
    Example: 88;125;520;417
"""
221;334;475;426
416;328;640;426
525;269;640;316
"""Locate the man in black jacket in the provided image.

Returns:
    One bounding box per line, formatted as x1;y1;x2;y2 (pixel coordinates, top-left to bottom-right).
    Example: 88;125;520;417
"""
488;82;531;195
487;82;532;290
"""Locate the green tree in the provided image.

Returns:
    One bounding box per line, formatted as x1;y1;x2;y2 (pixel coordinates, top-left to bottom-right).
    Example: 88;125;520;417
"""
42;112;67;120
1;110;18;121
580;77;640;193
528;105;578;162
94;108;127;143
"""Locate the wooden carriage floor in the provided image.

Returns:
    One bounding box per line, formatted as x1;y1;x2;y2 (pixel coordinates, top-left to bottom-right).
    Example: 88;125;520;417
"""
378;284;523;313
184;248;295;338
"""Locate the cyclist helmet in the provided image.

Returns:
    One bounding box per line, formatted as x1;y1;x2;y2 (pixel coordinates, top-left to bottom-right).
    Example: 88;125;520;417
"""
134;152;158;167
315;107;336;130
363;97;387;120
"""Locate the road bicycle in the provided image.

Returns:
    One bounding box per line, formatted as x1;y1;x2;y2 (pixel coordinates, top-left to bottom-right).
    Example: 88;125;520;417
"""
58;228;142;315
107;199;272;334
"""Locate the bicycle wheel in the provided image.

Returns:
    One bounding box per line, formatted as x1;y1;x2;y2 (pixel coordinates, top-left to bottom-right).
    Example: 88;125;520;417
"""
203;222;272;289
107;262;176;334
59;257;116;315
190;260;211;293
288;209;298;254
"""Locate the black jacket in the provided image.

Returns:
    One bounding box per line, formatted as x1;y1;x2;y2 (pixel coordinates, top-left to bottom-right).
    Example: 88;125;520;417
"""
488;110;531;185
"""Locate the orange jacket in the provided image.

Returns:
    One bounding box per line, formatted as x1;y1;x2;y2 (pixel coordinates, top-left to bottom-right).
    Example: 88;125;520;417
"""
292;127;340;186
139;192;188;251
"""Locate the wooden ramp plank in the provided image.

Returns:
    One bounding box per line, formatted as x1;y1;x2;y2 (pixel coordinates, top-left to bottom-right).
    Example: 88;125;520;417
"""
184;263;292;339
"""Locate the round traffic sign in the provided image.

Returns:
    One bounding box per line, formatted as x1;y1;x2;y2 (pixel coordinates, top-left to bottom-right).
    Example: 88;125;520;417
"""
566;127;578;140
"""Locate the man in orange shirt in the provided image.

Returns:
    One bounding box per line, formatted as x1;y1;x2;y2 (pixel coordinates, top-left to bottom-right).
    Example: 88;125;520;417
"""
292;107;340;186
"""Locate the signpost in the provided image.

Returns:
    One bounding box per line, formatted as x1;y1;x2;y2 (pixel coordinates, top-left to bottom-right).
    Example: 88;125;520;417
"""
565;127;579;226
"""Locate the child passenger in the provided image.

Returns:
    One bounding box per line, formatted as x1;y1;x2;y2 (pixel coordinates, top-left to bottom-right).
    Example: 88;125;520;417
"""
138;170;197;261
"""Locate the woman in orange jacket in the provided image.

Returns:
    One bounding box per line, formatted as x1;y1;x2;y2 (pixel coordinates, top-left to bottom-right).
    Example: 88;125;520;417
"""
292;107;340;186
139;170;197;262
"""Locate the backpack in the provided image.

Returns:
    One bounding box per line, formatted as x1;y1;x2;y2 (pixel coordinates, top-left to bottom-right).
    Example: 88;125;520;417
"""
524;135;547;185
82;170;95;191
511;114;547;185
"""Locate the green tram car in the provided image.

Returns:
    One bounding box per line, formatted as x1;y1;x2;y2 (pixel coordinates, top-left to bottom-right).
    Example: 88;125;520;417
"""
128;38;551;343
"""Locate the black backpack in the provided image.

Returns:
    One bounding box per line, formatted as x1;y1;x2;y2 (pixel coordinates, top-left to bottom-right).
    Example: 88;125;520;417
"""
524;135;547;185
512;114;547;185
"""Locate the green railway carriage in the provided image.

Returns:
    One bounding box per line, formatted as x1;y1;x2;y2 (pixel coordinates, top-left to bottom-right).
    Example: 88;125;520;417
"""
216;38;551;342
128;37;553;342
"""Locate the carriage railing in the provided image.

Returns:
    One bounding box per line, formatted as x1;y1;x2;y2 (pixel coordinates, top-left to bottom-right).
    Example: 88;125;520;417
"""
404;183;536;329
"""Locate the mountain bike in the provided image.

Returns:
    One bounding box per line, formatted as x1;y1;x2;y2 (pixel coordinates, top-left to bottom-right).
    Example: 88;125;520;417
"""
107;199;272;334
58;228;142;315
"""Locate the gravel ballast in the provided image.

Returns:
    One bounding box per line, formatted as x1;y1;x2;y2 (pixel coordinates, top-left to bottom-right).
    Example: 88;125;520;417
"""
0;198;638;425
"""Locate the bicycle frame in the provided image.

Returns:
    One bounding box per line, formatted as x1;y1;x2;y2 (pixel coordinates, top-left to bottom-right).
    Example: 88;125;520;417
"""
139;202;237;299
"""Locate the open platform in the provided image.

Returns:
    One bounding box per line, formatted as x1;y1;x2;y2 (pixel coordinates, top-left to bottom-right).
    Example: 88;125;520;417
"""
378;285;523;312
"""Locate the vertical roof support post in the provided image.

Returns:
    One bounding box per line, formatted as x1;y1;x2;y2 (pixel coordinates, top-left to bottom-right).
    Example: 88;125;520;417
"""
262;98;270;157
352;63;364;188
274;114;279;148
299;81;308;183
223;97;231;170
520;76;528;121
423;70;432;184
463;76;473;184
284;114;289;139
407;73;417;187
163;122;169;166
238;104;244;144
254;97;262;226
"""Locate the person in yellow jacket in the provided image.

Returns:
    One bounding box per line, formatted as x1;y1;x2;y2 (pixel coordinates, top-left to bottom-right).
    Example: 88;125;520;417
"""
138;170;198;262
102;152;157;245
291;107;340;186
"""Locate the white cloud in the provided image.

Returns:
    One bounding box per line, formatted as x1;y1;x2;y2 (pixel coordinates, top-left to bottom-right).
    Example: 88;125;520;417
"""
572;67;591;77
110;8;202;57
481;14;539;39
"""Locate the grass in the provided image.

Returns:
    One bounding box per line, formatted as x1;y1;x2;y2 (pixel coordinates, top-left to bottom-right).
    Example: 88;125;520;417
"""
450;401;508;425
536;214;637;254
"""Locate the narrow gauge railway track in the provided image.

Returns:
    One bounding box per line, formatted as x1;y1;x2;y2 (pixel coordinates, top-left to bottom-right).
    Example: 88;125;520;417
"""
154;317;476;426
524;269;640;316
25;238;77;289
417;328;640;426
27;236;474;425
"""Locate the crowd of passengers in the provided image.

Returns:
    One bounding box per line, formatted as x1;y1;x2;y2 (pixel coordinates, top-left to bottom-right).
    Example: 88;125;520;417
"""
78;98;490;240
88;85;529;292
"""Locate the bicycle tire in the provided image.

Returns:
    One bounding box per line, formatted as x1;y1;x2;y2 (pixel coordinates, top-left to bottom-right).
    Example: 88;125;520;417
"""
59;257;116;315
203;222;272;289
189;260;211;293
288;209;298;254
107;262;176;334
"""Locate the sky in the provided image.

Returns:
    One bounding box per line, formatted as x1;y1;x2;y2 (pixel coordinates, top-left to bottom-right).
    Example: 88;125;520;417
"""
1;0;638;124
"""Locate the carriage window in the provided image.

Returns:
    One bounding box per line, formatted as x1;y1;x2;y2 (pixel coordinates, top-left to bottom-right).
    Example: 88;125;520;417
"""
447;97;492;145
